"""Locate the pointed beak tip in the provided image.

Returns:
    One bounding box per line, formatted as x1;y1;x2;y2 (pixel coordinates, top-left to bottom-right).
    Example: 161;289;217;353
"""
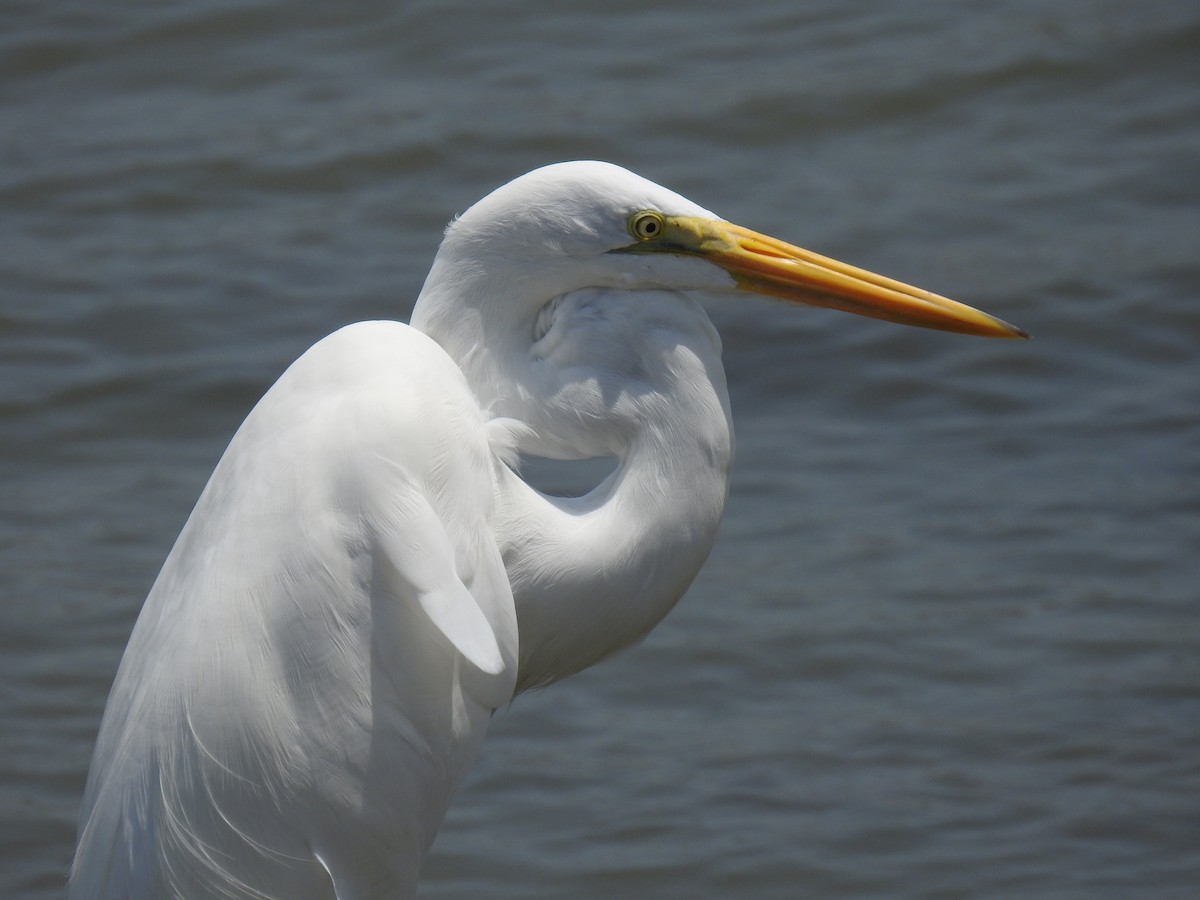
697;220;1029;341
980;314;1030;340
972;317;1030;340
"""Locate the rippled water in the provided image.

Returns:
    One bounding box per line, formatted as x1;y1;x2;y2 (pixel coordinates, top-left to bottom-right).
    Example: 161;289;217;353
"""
3;2;1198;897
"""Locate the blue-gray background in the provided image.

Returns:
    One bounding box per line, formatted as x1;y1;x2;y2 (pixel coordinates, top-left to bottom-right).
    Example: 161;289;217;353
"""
3;2;1197;897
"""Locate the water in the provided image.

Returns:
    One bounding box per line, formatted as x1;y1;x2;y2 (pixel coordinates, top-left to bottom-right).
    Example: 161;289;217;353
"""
3;2;1198;896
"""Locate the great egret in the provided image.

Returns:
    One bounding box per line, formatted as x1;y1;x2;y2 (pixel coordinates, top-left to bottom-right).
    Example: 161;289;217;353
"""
70;161;1024;899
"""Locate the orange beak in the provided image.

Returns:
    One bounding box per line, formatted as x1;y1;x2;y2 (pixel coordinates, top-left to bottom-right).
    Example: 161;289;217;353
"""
652;215;1027;339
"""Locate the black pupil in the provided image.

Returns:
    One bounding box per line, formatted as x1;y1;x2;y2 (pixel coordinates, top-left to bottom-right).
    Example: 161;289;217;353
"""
642;219;657;235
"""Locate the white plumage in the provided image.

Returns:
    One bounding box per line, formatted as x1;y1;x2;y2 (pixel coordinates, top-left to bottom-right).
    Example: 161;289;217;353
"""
72;162;1022;899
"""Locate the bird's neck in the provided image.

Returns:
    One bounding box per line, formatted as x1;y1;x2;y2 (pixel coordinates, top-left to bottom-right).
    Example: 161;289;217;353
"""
412;254;543;416
415;268;735;692
494;394;732;692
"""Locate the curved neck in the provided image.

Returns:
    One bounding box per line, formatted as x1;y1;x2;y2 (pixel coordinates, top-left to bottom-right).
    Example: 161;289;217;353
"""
495;357;733;694
415;268;735;693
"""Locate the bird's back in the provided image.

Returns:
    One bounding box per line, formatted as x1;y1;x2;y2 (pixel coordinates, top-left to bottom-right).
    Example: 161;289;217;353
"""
71;322;518;899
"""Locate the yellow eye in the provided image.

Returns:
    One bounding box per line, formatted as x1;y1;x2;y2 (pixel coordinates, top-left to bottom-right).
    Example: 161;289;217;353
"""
629;211;665;241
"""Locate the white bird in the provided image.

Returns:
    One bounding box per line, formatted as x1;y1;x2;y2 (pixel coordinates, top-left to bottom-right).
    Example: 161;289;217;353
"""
70;161;1024;899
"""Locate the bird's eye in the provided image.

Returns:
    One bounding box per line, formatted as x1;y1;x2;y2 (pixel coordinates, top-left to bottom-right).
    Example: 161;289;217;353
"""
629;211;665;241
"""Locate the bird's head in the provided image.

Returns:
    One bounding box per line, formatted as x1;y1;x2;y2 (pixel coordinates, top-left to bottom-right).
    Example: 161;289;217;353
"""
420;160;1026;340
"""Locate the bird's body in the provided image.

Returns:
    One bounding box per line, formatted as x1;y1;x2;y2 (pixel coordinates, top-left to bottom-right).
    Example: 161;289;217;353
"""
72;323;518;898
71;162;1022;899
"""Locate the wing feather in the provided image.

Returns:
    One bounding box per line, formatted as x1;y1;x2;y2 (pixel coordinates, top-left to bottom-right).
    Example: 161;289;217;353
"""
71;321;518;899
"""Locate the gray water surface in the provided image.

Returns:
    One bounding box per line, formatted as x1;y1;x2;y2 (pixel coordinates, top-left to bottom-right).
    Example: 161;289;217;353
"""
3;2;1198;897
